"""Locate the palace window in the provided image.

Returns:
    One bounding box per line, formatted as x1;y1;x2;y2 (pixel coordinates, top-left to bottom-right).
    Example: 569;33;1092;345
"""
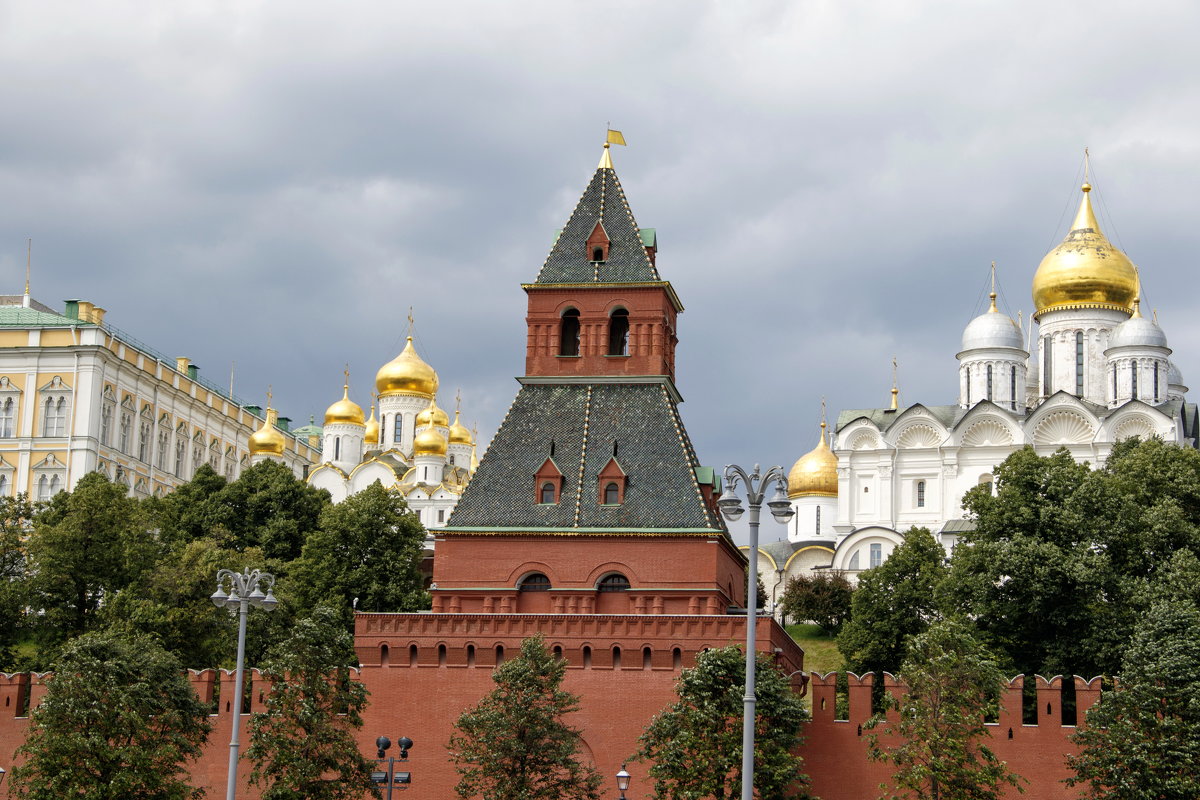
174;424;187;476
0;475;7;496
100;389;115;445
118;399;133;451
137;407;152;463
560;309;581;356
192;432;204;476
608;309;629;356
0;398;14;438
43;396;68;437
156;416;171;471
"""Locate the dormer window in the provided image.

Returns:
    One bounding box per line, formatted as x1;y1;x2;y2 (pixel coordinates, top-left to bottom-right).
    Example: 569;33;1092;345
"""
535;457;565;504
597;456;626;505
604;482;620;504
586;221;610;263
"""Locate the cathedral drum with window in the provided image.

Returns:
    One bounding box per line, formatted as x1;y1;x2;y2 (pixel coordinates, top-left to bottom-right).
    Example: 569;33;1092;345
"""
763;177;1198;585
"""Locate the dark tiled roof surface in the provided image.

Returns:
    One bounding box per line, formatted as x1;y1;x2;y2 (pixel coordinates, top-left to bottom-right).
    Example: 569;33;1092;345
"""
534;166;660;284
446;383;722;532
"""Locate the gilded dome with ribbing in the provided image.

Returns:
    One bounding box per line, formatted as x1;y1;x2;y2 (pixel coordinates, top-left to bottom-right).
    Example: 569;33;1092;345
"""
375;337;438;398
364;404;379;446
249;409;286;457
788;423;839;498
413;425;447;457
1032;183;1138;318
448;410;473;445
324;385;365;426
415;400;449;429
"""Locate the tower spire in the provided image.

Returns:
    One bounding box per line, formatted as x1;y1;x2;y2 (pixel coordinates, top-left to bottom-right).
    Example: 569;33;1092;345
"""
890;357;899;410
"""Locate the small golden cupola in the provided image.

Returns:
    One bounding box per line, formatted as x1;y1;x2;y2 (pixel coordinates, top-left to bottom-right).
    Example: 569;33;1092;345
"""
412;419;448;457
448;409;473;445
324;382;365;426
1031;182;1138;319
249;406;287;457
415;397;450;429
364;401;379;446
375;337;438;398
787;420;839;499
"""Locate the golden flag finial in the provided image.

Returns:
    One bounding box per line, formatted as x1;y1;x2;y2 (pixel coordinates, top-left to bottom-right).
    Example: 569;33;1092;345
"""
599;126;626;169
890;358;899;410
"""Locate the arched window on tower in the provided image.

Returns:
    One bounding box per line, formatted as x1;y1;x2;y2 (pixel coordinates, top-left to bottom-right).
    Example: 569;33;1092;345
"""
1131;361;1138;400
394;414;404;446
916;480;926;508
608;309;629;356
334;437;340;461
1076;332;1084;396
1154;363;1160;401
1011;365;1017;410
559;309;581;357
815;506;820;536
1111;366;1117;401
986;365;993;402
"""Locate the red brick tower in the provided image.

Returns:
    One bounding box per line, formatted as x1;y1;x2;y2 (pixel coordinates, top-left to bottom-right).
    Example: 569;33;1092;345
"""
353;144;803;795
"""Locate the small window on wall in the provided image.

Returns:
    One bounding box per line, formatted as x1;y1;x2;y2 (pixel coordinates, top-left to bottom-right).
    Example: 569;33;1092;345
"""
869;542;882;569
519;573;551;592
539;482;557;504
979;474;994;495
597;573;630;592
603;482;620;505
916;480;926;508
608;309;629;356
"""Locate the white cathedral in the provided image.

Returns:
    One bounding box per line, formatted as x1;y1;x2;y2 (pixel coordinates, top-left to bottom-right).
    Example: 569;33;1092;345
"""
756;178;1198;605
303;336;478;530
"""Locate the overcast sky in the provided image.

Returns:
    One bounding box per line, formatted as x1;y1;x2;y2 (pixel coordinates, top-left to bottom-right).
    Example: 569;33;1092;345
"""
3;0;1199;542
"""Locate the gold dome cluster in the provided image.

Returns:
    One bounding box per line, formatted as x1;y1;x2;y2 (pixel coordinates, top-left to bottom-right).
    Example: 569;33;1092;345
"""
324;384;365;426
375;337;439;398
249;407;287;457
1032;183;1138;319
788;421;838;498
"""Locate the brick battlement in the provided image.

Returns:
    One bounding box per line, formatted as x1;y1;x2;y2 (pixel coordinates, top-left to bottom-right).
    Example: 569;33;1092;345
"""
803;671;1101;800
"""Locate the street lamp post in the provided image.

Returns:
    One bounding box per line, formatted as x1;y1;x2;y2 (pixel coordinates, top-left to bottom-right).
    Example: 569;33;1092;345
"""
372;735;414;798
615;763;631;800
718;463;794;800
211;568;278;800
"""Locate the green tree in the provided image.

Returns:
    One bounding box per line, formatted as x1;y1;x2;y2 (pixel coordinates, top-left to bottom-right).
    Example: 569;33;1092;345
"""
781;571;853;633
246;605;378;800
1068;582;1200;798
942;440;1200;677
141;464;228;549
865;618;1022;800
634;645;808;800
0;493;34;668
22;472;159;659
838;527;947;674
9;630;211;800
449;634;602;800
206;460;330;561
291;481;429;617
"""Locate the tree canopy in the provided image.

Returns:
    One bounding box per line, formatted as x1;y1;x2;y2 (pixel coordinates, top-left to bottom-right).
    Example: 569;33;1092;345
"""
634;645;808;800
449;634;602;800
866;618;1022;800
9;630;211;800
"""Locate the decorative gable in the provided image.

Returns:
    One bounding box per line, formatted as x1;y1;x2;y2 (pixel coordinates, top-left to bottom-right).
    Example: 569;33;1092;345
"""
534;457;565;505
597;455;626;505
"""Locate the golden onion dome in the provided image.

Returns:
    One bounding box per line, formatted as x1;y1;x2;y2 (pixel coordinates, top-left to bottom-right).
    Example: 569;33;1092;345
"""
1032;183;1138;319
364;403;379;446
375;337;438;398
787;422;838;499
448;410;473;445
413;424;447;457
249;408;287;457
415;399;450;429
324;384;365;426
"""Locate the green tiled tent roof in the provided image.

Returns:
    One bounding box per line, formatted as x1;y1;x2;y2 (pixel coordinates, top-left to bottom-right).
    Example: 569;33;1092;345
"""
534;164;661;284
446;383;723;533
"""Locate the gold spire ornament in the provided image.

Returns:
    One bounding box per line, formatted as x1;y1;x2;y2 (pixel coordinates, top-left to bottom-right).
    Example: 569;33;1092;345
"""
890;357;899;410
598;127;626;169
